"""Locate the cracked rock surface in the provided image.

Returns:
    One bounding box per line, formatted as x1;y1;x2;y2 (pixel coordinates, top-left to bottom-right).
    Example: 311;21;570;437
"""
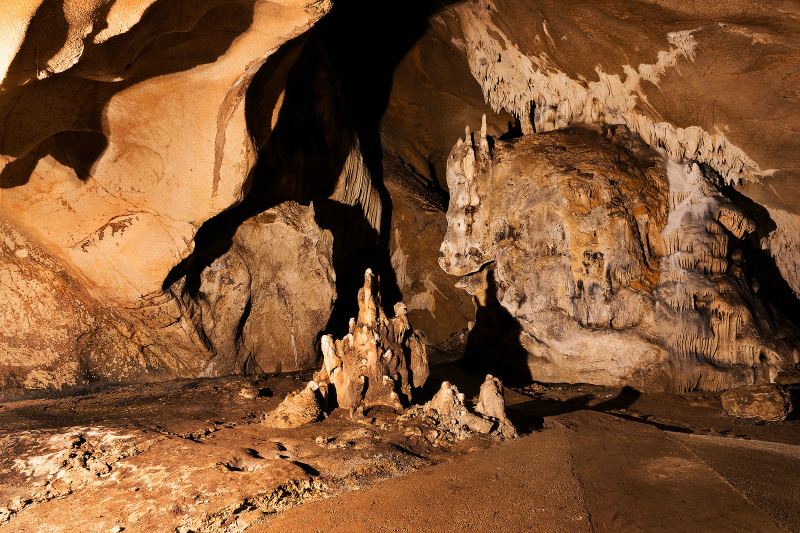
0;374;496;533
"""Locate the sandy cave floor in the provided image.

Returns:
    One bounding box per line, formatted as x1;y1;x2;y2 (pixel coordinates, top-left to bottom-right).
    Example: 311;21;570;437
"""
0;353;799;533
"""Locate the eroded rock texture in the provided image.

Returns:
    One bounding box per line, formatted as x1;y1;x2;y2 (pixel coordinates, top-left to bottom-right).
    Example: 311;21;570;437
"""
440;121;800;391
315;270;429;413
169;202;336;376
0;0;333;396
721;384;794;422
402;376;517;443
384;158;476;347
442;0;800;303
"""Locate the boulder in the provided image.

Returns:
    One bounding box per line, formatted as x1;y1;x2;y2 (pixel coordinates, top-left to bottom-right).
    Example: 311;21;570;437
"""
263;382;323;429
439;120;799;391
721;385;793;422
173;202;337;376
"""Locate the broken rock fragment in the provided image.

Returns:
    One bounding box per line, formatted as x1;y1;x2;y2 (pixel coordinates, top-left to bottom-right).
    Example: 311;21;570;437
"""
476;375;517;439
315;269;429;413
263;383;323;429
405;378;517;444
721;385;794;422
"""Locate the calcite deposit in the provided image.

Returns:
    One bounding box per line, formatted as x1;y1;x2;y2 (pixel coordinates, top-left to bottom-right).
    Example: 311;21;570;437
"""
263;382;324;429
441;0;800;300
315;270;429;413
0;0;335;395
402;376;517;443
440;119;799;391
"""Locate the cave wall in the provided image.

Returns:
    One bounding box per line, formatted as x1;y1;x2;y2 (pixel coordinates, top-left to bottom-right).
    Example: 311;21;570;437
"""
440;0;800;297
2;0;799;397
434;0;800;390
0;0;334;397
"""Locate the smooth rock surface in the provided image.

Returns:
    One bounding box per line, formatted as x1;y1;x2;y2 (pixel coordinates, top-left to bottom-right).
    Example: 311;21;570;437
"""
0;0;327;306
0;0;333;395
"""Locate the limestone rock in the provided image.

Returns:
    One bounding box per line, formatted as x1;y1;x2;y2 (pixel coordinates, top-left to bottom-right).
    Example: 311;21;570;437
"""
0;0;329;307
721;385;793;422
0;219;166;399
405;380;516;443
263;382;323;429
0;1;333;394
384;154;476;346
476;375;517;439
172;201;337;376
441;0;800;301
476;375;507;421
439;121;799;391
444;0;800;216
315;269;429;413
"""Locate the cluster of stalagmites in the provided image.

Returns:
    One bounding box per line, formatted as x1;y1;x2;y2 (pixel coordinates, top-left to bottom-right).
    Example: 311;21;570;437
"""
264;269;428;428
400;376;517;443
263;270;517;440
316;269;429;414
439;116;799;392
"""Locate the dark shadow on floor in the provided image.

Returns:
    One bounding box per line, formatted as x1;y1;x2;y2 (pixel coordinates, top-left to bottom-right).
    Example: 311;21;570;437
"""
507;386;692;434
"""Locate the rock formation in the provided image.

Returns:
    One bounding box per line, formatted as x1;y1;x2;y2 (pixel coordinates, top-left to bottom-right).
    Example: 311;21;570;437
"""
3;0;800;403
439;119;800;391
315;269;429;413
263;382;324;429
475;374;516;438
439;0;800;312
384;156;476;347
169;202;337;376
402;376;517;443
721;384;794;422
0;0;334;396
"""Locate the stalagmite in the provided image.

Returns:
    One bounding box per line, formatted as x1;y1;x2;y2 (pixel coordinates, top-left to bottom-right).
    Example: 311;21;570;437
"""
314;269;429;414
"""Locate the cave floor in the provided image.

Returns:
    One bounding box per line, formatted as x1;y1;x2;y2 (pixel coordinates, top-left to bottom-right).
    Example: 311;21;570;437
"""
0;361;798;533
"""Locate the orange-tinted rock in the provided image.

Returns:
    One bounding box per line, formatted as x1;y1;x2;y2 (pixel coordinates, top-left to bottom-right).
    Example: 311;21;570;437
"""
721;385;794;422
316;270;429;414
0;1;333;395
440;122;799;391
